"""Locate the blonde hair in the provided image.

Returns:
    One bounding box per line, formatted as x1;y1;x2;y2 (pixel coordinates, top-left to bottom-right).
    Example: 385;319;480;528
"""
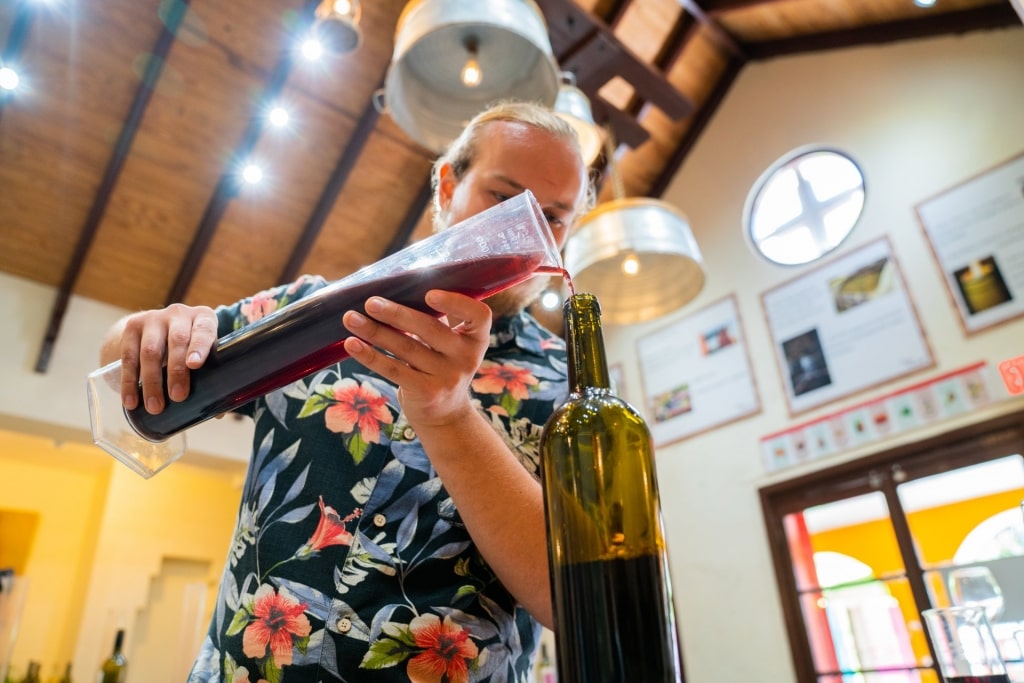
430;100;597;227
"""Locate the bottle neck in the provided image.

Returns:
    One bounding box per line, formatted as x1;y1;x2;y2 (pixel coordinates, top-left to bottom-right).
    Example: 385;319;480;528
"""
112;629;124;655
564;293;610;391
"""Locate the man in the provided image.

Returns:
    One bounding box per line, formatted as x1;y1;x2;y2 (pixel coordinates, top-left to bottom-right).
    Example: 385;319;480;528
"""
100;100;593;682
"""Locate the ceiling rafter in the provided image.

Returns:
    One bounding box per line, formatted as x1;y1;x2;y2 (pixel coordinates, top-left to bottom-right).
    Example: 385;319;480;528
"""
33;0;192;373
746;3;1021;58
537;0;693;150
279;73;387;284
165;0;320;306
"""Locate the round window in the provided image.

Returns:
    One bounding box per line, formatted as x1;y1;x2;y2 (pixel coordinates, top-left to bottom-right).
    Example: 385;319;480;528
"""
745;148;865;266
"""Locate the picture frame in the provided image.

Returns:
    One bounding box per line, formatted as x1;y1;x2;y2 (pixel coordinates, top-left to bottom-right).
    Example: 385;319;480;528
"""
636;294;761;447
914;151;1024;335
761;236;934;415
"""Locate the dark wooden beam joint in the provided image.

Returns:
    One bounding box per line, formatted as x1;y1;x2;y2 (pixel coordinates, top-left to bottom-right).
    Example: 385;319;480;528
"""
536;0;694;152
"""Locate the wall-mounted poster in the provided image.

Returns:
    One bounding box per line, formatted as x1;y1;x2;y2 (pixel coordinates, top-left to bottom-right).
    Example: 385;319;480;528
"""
761;237;934;415
636;295;760;447
914;152;1024;334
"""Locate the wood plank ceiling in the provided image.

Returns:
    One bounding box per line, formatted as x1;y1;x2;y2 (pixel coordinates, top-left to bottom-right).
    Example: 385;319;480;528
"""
1;0;1019;370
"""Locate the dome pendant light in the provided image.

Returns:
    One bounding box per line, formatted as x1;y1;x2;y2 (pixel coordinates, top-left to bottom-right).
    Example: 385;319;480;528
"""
384;0;560;153
563;136;706;325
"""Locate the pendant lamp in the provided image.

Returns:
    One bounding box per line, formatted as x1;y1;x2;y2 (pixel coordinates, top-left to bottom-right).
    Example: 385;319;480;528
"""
313;0;362;54
563;139;705;325
385;0;561;153
553;73;604;166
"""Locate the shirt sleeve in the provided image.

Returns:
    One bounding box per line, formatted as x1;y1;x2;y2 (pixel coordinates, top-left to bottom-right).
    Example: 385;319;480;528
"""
214;274;329;337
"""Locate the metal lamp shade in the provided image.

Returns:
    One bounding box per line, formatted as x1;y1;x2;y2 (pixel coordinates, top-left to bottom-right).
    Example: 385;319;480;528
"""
563;198;705;325
554;81;603;166
313;0;362;54
386;0;560;153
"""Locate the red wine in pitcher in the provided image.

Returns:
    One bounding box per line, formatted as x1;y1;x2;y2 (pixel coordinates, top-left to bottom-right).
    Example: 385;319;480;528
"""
126;254;560;441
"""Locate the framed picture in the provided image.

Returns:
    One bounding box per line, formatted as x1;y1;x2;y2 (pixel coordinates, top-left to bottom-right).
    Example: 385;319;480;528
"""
761;237;934;415
636;294;761;447
914;152;1024;334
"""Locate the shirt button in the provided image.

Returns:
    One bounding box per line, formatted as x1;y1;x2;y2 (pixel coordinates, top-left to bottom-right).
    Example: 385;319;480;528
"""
373;513;387;527
337;618;352;633
402;426;416;440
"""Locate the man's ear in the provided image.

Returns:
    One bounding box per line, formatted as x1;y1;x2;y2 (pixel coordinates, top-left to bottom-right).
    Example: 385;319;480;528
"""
437;162;456;211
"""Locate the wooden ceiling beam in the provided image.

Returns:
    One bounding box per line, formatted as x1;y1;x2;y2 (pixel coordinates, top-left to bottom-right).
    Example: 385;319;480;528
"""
279;75;386;284
536;0;693;151
166;2;319;305
676;0;747;58
33;0;191;373
746;3;1021;59
650;54;744;198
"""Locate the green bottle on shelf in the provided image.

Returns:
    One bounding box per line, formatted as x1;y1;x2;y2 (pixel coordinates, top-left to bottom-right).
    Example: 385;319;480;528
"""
96;631;126;683
17;662;40;683
58;662;73;683
540;293;683;683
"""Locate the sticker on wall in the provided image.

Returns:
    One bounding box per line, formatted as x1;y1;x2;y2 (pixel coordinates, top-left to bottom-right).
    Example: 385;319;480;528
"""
761;361;1004;474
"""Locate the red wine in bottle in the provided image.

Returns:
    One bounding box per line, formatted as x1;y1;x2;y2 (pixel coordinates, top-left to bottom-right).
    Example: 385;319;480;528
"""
540;293;683;683
127;254;561;441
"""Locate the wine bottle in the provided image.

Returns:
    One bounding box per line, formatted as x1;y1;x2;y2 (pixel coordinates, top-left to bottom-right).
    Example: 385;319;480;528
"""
96;631;126;683
540;293;683;683
58;663;73;683
17;662;39;683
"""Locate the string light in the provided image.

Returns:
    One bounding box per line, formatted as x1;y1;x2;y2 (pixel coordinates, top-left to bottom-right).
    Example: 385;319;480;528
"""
241;163;264;185
622;253;640;276
268;105;290;127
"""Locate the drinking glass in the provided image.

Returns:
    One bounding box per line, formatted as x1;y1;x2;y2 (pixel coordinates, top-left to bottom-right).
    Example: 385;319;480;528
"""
922;606;1009;683
87;190;563;478
948;566;1005;623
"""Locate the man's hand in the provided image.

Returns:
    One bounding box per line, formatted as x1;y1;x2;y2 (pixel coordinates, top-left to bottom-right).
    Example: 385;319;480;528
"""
103;303;218;414
341;290;491;426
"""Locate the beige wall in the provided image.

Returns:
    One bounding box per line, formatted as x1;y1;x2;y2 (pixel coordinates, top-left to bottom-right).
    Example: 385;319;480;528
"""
603;27;1024;682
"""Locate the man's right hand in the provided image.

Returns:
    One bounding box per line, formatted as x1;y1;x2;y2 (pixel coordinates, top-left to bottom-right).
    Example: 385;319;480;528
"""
102;303;218;414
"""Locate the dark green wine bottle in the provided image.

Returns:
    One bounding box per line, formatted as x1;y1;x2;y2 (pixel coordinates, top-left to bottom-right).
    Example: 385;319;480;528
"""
97;631;126;683
540;293;683;683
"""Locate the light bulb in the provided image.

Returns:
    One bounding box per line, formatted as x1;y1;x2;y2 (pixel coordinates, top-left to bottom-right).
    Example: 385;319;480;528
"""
622;253;640;276
460;38;482;88
461;56;481;88
0;66;20;91
333;0;352;14
242;163;264;184
268;106;289;128
301;37;324;61
541;290;561;310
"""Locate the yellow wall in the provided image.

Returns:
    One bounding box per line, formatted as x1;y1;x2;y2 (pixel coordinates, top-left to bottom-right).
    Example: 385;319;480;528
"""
0;429;244;681
810;489;1024;576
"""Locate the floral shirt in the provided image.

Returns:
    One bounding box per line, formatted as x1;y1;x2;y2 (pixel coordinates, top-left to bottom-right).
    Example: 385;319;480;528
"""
187;275;569;683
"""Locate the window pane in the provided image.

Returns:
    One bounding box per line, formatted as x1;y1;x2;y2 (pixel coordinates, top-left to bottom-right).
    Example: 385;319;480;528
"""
897;455;1024;568
801;577;932;678
788;493;906;591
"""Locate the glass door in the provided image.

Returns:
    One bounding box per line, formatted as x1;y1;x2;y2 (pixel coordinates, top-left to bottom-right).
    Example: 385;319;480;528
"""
761;411;1024;683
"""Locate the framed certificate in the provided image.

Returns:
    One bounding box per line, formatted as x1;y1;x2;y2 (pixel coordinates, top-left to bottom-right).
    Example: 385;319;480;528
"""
914;152;1024;334
636;294;761;446
761;237;934;415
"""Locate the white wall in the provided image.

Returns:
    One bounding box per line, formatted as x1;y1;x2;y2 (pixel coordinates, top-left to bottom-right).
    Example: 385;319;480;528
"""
0;272;253;464
604;28;1024;682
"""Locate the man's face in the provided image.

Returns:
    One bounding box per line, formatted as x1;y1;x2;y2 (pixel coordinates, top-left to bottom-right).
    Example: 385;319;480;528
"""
438;120;586;248
436;120;587;316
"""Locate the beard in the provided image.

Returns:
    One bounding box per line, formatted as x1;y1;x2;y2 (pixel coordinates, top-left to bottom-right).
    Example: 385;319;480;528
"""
484;275;548;319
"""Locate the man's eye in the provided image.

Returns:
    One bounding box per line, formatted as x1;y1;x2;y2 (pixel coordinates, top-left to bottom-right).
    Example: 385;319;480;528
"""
492;192;511;203
545;213;564;227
